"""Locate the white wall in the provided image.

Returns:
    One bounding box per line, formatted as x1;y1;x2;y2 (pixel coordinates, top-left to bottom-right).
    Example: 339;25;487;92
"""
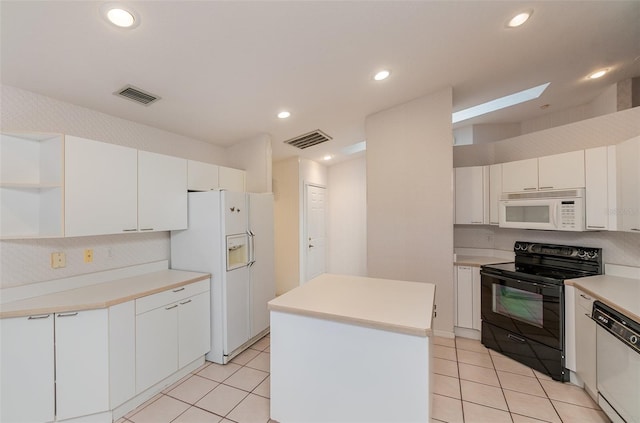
327;157;367;276
365;87;454;335
0;85;262;288
225;133;273;193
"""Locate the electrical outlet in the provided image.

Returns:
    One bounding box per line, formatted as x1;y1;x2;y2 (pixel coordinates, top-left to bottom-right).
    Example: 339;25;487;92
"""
84;249;94;263
51;252;66;269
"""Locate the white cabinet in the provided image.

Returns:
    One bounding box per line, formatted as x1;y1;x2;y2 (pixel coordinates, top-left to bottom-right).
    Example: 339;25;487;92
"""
501;158;538;193
574;288;597;399
65;136;138;237
489;164;502;225
187;160;219;191
1;313;55;423
454;266;481;331
138;151;187;232
55;309;110;421
617;136;640;233
454;166;488;225
219;166;246;192
135;280;210;393
585;146;617;231
502;152;585;193
109;301;136;408
538;150;585;190
0;132;64;239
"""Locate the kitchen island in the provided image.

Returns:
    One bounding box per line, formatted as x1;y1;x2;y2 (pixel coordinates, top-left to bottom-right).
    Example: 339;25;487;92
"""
268;273;436;423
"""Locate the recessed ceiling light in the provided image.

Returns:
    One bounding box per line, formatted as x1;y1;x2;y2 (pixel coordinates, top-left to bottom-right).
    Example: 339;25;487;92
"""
452;82;550;124
100;4;140;29
588;69;609;79
507;10;532;28
374;70;391;81
323;155;333;161
277;111;291;119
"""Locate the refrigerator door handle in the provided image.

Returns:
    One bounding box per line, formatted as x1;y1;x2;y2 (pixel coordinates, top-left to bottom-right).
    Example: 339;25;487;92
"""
248;230;256;265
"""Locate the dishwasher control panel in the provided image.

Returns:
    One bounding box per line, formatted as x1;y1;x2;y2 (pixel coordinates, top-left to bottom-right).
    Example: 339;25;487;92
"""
593;301;640;354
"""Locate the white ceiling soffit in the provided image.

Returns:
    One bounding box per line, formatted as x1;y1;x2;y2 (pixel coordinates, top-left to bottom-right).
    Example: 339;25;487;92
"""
1;1;639;163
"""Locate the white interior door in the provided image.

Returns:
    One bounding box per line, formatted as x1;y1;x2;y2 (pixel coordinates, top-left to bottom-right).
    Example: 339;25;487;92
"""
305;184;326;282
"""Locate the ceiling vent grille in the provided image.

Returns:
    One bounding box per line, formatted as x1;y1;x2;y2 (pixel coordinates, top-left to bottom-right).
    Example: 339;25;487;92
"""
114;85;160;106
283;129;332;149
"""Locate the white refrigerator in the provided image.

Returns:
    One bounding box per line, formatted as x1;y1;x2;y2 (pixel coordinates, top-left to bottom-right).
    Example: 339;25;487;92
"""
170;191;275;364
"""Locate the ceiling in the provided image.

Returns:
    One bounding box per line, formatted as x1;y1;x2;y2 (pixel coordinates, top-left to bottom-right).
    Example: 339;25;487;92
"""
2;1;639;164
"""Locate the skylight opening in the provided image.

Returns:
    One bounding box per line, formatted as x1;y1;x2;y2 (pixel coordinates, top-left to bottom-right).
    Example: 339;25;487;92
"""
341;141;367;155
452;82;550;124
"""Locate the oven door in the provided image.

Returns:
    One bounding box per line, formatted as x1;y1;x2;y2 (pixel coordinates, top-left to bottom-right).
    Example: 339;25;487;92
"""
480;271;563;350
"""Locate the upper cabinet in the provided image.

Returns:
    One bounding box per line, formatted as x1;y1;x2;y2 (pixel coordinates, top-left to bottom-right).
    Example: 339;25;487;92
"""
138;151;187;232
187;160;219;191
585;146;617;231
0;132;64;239
538;150;585;191
454;166;488;225
501;158;538;192
502;151;585;193
488;164;502;225
617;136;640;233
65;136;138;237
219;166;246;192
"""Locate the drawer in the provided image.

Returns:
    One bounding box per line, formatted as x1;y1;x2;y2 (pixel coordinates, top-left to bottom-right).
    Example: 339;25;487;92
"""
576;289;595;312
136;279;210;315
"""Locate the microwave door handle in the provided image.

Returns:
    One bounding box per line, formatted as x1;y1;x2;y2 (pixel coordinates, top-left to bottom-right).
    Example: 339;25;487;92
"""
550;203;558;227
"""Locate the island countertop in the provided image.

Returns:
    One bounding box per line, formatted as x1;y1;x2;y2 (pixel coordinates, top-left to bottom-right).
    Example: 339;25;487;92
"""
268;273;436;337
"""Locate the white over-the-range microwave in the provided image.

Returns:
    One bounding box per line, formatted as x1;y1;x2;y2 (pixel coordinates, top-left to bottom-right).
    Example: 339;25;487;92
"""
499;188;586;231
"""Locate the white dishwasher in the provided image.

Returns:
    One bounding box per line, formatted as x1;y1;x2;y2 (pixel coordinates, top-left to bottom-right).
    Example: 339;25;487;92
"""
593;301;640;423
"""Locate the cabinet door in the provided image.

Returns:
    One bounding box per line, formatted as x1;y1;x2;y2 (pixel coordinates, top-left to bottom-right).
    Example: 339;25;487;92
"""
178;291;211;368
109;301;136;408
1;314;55;423
489;164;502;225
138;151;187;231
65;136;138;236
136;305;178;393
456;266;474;329
585;147;609;230
188;160;219;191
501;158;538;192
454;166;486;224
55;309;109;421
617;136;640;232
472;267;481;330
219;166;246;192
574;289;596;398
538;150;585;190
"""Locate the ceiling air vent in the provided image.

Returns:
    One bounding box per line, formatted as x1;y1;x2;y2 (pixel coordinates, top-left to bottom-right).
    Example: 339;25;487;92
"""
284;129;332;149
114;85;160;106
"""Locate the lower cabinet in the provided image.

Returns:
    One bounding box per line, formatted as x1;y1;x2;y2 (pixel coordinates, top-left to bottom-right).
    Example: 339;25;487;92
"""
136;280;211;393
574;288;597;399
454;265;481;331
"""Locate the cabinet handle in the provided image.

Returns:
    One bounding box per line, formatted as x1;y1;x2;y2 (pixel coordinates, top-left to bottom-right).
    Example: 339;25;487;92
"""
165;304;178;310
471;221;482;224
57;312;78;318
123;229;137;232
507;333;526;343
580;294;592;301
140;228;154;231
524;187;537;191
173;287;185;293
632;228;640;232
28;314;51;320
587;226;606;229
539;186;554;190
585;313;591;318
490;221;499;225
180;299;192;305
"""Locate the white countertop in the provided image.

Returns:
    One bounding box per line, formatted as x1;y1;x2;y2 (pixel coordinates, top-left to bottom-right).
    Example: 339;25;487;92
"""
566;275;640;322
454;255;513;267
268;273;436;336
0;269;210;318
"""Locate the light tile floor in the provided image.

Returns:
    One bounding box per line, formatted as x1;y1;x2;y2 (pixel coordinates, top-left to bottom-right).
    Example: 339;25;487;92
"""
117;335;610;423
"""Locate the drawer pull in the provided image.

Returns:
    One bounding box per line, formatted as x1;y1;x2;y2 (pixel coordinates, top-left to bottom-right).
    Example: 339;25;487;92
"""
507;333;526;343
580;294;592;301
57;312;78;318
180;299;192;305
28;314;51;320
173;287;185;293
165;304;178;310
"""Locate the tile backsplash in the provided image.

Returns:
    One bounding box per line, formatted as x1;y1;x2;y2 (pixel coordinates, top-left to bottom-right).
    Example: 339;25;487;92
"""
454;226;640;267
